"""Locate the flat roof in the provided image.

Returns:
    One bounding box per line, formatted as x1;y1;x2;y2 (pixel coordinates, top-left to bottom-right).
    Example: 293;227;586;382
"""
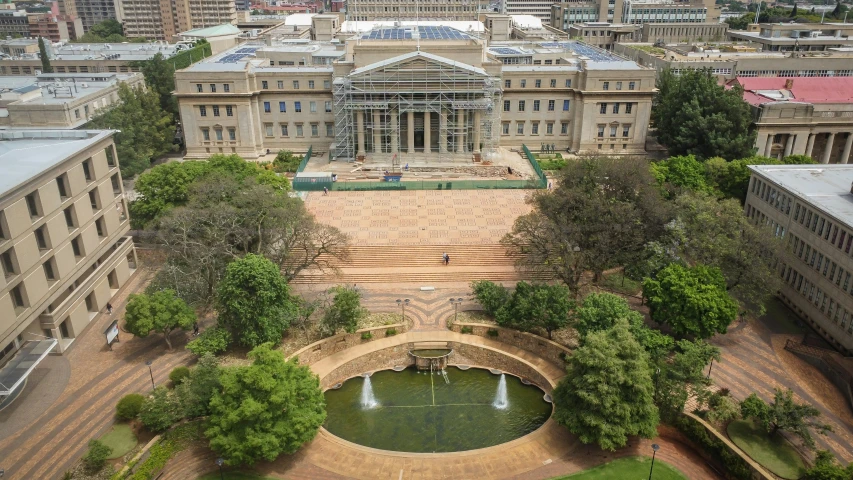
750;165;853;226
0;73;139;106
341;20;484;34
0;130;114;199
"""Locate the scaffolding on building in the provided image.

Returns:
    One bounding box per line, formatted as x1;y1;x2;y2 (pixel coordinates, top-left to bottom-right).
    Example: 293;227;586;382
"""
331;50;501;163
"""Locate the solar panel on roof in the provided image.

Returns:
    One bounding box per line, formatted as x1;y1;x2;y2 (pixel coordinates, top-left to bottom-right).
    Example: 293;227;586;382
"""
235;47;259;54
539;42;618;62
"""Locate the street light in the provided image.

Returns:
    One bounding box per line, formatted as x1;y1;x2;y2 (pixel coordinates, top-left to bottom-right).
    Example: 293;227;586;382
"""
396;298;410;323
648;444;660;480
449;298;464;324
215;458;224;480
145;360;155;389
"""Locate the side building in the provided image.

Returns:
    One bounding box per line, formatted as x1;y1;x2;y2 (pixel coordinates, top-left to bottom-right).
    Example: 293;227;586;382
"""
550;0;719;29
746;165;853;353
0;40;186;76
0;129;136;380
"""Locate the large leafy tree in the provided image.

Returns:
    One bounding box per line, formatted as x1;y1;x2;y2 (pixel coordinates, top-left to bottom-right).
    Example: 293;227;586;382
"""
553;319;659;450
123;289;195;349
137;53;178;115
801;451;853;480
704;154;816;202
87;83;175;177
470;280;510;317
205;344;326;465
503;157;670;294
740;389;832;449
652;68;756;160
643;263;738;339
650;155;711;197
655;339;720;420
495;282;574;339
216;254;297;347
321;285;367;336
175;353;221;418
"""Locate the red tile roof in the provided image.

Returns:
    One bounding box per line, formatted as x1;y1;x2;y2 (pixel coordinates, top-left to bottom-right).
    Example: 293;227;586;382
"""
729;77;853;105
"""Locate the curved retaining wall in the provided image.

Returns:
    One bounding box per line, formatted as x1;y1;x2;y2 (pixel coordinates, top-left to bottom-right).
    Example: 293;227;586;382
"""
449;322;571;367
290;323;406;366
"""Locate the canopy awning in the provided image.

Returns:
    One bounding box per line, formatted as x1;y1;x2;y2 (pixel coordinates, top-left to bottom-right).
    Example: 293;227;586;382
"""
0;339;57;396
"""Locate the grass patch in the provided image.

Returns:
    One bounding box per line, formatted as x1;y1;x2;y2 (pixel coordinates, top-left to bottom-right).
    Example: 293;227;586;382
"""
197;472;276;480
551;456;688;479
99;423;138;460
600;272;642;296
727;419;806;479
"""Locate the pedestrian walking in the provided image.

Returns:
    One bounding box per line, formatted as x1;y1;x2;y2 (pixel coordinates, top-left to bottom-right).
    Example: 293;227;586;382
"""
548;181;553;190
445;254;450;266
106;302;113;315
323;186;329;196
442;252;448;265
192;322;200;336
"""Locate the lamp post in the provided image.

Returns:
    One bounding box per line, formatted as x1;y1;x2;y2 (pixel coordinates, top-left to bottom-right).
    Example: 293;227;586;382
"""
396;298;410;324
145;360;155;389
648;444;660;480
215;458;224;480
449;297;463;324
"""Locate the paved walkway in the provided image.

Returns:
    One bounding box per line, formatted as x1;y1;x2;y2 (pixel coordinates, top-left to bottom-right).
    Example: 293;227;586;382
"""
0;265;193;480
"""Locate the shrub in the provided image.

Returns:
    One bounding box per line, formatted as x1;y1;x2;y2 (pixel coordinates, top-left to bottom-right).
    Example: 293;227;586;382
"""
487;329;499;337
186;326;232;356
674;414;752;480
139;387;183;432
460;326;473;334
272;150;301;173
83;439;112;472
360;331;373;340
538;158;568;171
169;366;190;385
385;328;397;336
470;280;508;316
115;393;145;421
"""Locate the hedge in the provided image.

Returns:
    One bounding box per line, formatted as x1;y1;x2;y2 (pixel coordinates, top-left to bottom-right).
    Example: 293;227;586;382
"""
674;414;753;480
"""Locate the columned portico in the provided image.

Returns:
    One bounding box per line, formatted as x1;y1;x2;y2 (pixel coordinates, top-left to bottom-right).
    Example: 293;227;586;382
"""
806;133;816;158
356;110;366;156
842;133;853;164
456;109;464;153
407;111;415;154
764;135;773;157
822;132;836;164
783;135;794;157
424;111;431;153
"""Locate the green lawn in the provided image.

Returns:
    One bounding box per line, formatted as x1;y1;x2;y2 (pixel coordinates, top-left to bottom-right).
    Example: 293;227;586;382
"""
197;472;276;480
600;272;643;296
551;456;687;480
727;419;806;479
99;423;138;459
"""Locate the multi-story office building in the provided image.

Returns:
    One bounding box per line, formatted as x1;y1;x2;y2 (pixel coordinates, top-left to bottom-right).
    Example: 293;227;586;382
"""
346;0;479;21
58;0;120;32
0;73;145;129
0;128;136;383
0;40;185;76
0;8;30;38
551;0;719;29
174;17;656;159
730;77;853;164
120;0;238;41
746;165;853;353
28;12;85;42
501;0;555;22
729;23;853;52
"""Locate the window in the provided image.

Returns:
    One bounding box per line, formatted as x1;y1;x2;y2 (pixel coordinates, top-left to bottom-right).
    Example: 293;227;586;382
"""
602;81;609;90
95;216;106;238
616;81;622;90
43;257;56;281
25;192;40;218
226;106;233;116
563;100;570;111
214;128;223;141
1;249;16;277
324;80;330;89
264;124;274;137
263;102;271;113
296;124;304;137
105;146;115;167
293;80;300;89
56;174;69;198
199;105;207;116
599;103;607;114
202;128;210;141
111;174;121;195
612;103;620;114
625;103;633;114
502;123;510;135
503;100;510;112
325;101;332;113
262;81;268;89
277;80;284;89
517;122;524;135
546;123;554;134
88;189;100;211
280;124;288;136
223;84;230;92
532;123;539;134
622;125;630;137
309;80;315;89
210;83;217;93
11;283;25;309
535;79;542;88
565;79;572;88
505;79;511;88
64;206;76;229
610;126;617;137
311;124;319;137
228;128;236;141
213;106;220;117
629;81;636;90
548;100;555;111
550;79;556;88
520;79;526;88
310;101;317;113
71;235;83;257
279;101;286;113
35;225;48;250
533;100;540;112
518;100;525;112
561;122;569;134
597;125;605;137
295;101;302;113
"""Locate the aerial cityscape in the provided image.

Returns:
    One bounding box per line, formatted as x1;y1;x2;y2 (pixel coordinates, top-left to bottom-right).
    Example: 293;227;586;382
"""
0;0;853;478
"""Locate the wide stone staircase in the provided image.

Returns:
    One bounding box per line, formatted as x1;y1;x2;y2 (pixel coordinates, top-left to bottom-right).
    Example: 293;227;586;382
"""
290;244;552;284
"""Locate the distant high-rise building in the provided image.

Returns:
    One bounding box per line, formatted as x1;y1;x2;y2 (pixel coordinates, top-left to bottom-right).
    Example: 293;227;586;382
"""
59;0;121;32
346;0;479;21
120;0;237;41
550;0;719;28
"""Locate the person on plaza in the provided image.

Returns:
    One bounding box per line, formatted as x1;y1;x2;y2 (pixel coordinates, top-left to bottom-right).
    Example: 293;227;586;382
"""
192;322;200;336
323;186;329;196
106;303;113;315
442;252;449;265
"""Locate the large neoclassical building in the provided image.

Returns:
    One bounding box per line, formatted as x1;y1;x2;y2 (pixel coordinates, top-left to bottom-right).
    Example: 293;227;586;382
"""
175;15;656;162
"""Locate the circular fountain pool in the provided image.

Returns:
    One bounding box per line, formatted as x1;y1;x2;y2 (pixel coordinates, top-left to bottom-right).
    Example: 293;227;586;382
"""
323;367;552;453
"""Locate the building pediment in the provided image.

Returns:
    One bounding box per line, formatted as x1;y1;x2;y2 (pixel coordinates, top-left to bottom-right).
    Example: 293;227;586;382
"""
347;51;489;80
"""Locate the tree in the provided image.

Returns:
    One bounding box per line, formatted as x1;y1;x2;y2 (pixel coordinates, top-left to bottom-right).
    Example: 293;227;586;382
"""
175;353;221;418
89;19;123;38
495;282;574;339
740;389;832;449
624;239;684;282
655;339;720;420
321;285;367;336
216;254;296;347
137;53;177;116
704;155;814;202
38;37;52;73
650;155;711;197
139;386;183;432
643;263;738;338
707;394;740;424
552;319;659;450
470;280;510;317
205;344;326;466
129;160;212;228
801;451;853;480
652;68;756;160
87;83;175;177
503;157;670;294
123;290;195;350
726;13;755;30
186;326;232;357
790;4;798;16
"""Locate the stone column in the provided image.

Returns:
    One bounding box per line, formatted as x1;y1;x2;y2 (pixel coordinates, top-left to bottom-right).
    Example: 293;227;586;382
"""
456;109;465;153
372;110;381;153
841;133;853;164
407;111;415;154
424;111;431;153
764;135;773;157
390;113;399;153
822;132;836;164
439;109;447;153
783;134;794;157
806;133;816;158
792;133;808;155
473;110;481;153
356;110;366;156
